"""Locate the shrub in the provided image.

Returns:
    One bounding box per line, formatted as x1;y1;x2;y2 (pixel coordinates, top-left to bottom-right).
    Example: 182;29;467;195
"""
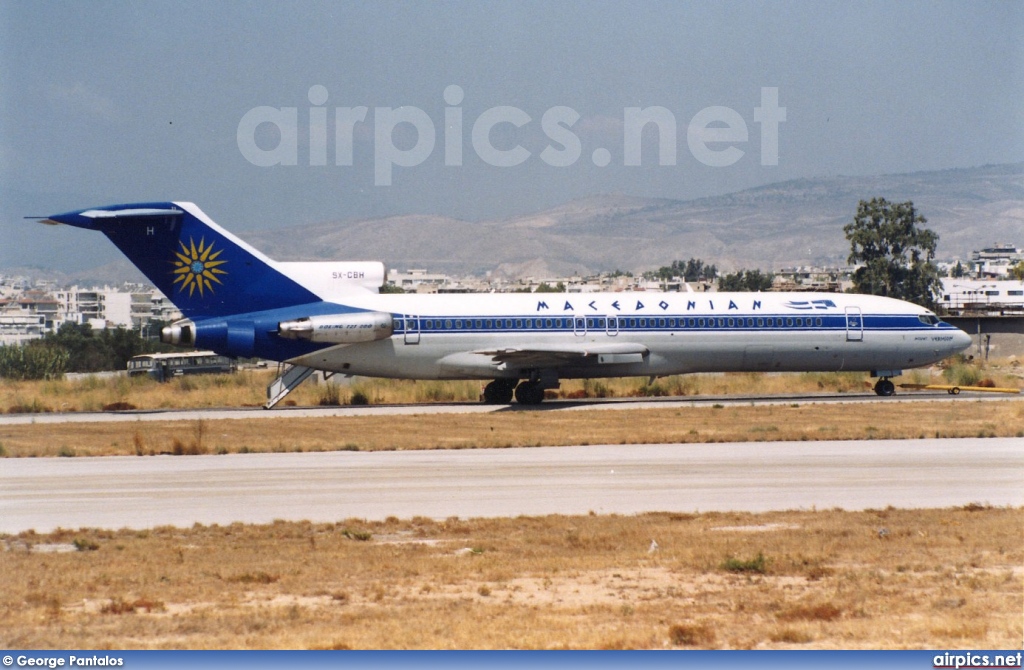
342;529;372;541
7;399;53;414
102;401;137;411
582;379;612;398
779;602;842;622
721;552;768;574
100;596;165;614
318;383;341;406
226;571;279;584
668;622;716;647
73;538;100;551
944;364;982;387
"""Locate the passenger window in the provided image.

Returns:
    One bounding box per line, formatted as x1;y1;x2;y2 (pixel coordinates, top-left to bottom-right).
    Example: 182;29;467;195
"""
445;319;452;329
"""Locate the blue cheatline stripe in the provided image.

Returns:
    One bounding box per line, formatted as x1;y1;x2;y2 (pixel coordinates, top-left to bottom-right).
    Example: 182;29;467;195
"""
389;313;947;335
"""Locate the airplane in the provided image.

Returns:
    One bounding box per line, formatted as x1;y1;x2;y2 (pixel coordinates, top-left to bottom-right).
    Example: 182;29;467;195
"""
37;202;973;408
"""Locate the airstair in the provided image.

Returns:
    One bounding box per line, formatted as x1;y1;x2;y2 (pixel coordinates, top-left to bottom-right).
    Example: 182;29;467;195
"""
265;364;315;408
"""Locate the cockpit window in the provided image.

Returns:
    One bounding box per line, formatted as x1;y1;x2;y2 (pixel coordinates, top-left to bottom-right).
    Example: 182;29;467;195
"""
918;314;940;326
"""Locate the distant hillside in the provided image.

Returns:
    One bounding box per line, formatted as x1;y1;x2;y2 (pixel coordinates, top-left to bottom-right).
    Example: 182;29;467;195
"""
24;163;1023;283
250;163;1023;276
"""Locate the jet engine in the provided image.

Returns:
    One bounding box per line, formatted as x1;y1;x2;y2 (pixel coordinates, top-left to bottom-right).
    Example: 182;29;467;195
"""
277;311;393;344
161;319;195;346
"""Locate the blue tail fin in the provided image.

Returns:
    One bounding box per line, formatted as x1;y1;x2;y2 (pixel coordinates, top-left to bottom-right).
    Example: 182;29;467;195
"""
43;202;320;319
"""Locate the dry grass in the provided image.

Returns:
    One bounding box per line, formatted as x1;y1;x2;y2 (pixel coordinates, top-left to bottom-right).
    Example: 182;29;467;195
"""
3;358;1021;415
1;506;1020;649
0;399;1021;458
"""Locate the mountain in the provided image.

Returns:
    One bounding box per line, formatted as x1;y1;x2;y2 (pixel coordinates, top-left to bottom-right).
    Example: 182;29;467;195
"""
249;163;1023;276
11;163;1023;283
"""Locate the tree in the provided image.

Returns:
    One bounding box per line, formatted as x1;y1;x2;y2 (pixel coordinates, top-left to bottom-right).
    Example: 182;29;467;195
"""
645;258;718;283
38;322;170;373
843;198;942;309
0;343;68;380
534;282;565;293
1011;261;1024;281
718;269;775;292
950;260;965;278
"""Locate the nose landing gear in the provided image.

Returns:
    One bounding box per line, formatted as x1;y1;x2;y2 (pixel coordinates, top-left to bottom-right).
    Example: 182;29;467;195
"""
874;378;896;397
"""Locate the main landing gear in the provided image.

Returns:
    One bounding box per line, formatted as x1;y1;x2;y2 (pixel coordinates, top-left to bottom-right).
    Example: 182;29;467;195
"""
874;378;896;397
482;378;517;404
482;379;547;405
513;381;545;405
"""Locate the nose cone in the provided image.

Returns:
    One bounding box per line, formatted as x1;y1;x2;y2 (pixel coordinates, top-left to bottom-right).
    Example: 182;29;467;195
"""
952;328;973;353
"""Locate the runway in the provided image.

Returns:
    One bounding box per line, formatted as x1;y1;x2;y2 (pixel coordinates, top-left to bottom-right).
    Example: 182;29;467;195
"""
1;438;1020;533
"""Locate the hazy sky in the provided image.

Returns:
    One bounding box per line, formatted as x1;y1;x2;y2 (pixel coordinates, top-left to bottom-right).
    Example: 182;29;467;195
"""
1;1;1022;268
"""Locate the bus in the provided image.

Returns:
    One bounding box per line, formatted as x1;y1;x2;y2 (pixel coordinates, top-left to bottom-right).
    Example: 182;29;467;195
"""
127;351;235;382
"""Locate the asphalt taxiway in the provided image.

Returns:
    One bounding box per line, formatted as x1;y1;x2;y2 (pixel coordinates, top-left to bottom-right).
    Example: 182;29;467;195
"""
1;437;1019;533
0;391;1014;425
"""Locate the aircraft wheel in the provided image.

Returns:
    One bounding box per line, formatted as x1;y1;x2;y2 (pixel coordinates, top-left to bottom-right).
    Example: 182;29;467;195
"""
874;379;895;397
483;379;515;404
514;381;545;405
949;387;960;395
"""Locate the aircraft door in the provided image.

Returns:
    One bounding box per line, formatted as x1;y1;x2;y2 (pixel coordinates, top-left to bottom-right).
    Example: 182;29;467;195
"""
606;315;619;336
845;306;863;342
573;315;586;337
403;315;420;345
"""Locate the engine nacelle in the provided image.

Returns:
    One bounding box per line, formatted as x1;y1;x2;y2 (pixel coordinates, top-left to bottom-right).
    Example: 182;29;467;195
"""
277;311;393;344
161;319;195;346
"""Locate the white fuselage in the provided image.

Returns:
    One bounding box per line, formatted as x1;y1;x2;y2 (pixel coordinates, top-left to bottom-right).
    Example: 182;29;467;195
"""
284;288;971;381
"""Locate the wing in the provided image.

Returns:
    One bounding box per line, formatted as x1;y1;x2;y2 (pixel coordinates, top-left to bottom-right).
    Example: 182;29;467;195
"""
475;342;649;368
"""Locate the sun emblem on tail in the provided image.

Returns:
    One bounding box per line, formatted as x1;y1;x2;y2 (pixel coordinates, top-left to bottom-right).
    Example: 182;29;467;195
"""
172;237;228;297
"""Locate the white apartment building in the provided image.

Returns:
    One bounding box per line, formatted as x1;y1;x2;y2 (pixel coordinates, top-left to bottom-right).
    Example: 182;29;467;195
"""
939;278;1024;313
